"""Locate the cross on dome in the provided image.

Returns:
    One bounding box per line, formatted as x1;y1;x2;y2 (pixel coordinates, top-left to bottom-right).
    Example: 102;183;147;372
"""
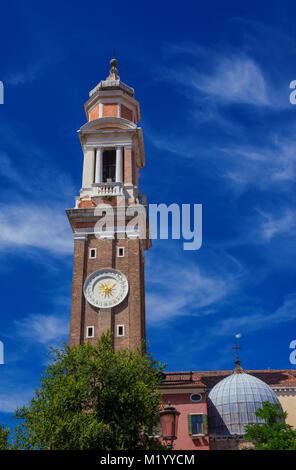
232;342;243;374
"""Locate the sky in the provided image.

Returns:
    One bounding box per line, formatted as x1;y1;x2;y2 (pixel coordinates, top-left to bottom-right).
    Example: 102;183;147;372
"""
0;0;296;428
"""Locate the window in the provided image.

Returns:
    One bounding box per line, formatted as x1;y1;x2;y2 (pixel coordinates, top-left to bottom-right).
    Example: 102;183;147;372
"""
117;247;125;257
89;248;97;259
86;326;94;338
117;325;124;337
190;393;202;403
103;150;116;182
188;414;208;436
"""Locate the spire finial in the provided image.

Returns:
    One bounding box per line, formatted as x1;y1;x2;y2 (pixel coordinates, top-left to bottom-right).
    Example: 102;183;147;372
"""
232;342;243;374
106;52;119;81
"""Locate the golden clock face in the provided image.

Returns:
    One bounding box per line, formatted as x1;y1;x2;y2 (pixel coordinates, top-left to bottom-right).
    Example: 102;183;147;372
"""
99;280;116;298
83;269;128;308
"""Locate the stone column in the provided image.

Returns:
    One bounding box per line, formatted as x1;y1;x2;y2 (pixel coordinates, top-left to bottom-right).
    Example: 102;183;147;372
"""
116;146;123;183
95;147;103;183
82;148;95;187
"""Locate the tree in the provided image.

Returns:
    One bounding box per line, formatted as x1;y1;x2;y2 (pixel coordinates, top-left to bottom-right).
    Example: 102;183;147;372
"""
0;424;10;450
12;333;166;450
243;401;296;450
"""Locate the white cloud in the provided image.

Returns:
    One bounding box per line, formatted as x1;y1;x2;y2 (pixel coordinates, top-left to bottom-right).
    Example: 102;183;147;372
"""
210;293;296;338
4;57;55;86
258;209;296;241
0;204;72;255
146;250;242;324
160;45;269;107
0;150;75;256
221;138;296;190
0;151;75;201
15;313;69;344
193;56;268;106
0;391;33;413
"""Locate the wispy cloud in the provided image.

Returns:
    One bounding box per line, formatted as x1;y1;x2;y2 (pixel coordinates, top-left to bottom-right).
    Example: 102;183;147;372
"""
257;208;296;241
4;55;60;86
15;313;69;345
220;137;296;191
191;56;268;106
0;147;75;256
160;42;269;107
0;390;33;413
0;204;72;255
146;248;243;324
0;151;75;201
210;293;296;338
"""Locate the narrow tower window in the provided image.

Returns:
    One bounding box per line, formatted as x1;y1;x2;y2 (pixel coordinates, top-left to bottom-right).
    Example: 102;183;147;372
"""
103;150;116;182
117;325;125;337
86;326;94;338
89;248;97;259
117;247;125;257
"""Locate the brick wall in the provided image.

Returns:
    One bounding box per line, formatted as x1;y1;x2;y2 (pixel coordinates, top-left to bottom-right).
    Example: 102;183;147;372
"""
89;105;99;121
69;234;146;351
102;103;118;117
121;104;133;121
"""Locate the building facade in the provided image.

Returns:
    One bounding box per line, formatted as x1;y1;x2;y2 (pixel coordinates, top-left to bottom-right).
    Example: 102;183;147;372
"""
160;367;296;450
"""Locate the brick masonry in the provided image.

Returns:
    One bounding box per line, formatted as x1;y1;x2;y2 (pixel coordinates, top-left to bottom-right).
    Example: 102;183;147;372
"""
89;105;99;121
69;234;146;351
121;104;133;121
102;103;118;117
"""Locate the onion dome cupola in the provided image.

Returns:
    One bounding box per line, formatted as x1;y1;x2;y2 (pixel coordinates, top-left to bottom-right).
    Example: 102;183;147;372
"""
207;356;282;435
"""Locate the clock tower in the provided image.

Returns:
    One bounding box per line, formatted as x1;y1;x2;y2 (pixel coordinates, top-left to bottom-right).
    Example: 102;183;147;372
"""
66;58;151;351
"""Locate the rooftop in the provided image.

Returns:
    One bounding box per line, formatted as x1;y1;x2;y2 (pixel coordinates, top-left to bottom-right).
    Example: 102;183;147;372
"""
160;369;296;389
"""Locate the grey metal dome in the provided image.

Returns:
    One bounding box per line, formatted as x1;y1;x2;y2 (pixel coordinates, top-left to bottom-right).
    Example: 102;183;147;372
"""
207;361;281;435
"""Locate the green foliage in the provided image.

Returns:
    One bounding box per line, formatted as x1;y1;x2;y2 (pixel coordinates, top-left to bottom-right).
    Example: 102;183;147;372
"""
0;424;10;450
243;401;296;450
12;333;166;450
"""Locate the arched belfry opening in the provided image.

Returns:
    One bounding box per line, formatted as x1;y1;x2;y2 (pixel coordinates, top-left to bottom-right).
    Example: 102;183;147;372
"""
103;149;116;182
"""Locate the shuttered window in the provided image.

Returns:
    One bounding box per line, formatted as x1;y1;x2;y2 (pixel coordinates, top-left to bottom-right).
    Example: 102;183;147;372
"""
188;414;208;436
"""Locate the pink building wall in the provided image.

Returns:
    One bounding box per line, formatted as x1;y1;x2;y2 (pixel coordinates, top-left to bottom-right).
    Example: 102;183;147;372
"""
162;392;210;450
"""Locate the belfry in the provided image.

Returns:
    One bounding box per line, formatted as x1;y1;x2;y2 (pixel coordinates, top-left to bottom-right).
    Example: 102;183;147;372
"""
66;58;151;351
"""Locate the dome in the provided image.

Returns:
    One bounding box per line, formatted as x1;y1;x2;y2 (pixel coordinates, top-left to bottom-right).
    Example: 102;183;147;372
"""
207;362;281;435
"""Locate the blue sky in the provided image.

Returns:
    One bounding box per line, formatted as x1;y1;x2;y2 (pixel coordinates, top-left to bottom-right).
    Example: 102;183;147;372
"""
0;0;296;427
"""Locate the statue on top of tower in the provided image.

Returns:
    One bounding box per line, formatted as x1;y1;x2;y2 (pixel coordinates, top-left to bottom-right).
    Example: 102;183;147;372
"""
106;57;120;81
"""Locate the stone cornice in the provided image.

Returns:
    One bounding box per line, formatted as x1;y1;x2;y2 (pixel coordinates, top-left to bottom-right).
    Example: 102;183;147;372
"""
79;117;137;133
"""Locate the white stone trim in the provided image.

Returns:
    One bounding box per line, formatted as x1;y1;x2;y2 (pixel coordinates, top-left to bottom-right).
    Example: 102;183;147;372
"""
190;393;202;403
117;247;125;257
86;326;95;338
117;325;125;337
273;387;296;392
89;247;97;259
73;234;87;240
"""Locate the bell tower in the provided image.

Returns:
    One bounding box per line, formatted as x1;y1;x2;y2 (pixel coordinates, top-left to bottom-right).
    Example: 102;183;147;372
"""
66;58;151;351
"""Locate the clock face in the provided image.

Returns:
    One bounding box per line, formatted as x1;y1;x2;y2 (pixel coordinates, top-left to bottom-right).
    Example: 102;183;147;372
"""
83;268;129;309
